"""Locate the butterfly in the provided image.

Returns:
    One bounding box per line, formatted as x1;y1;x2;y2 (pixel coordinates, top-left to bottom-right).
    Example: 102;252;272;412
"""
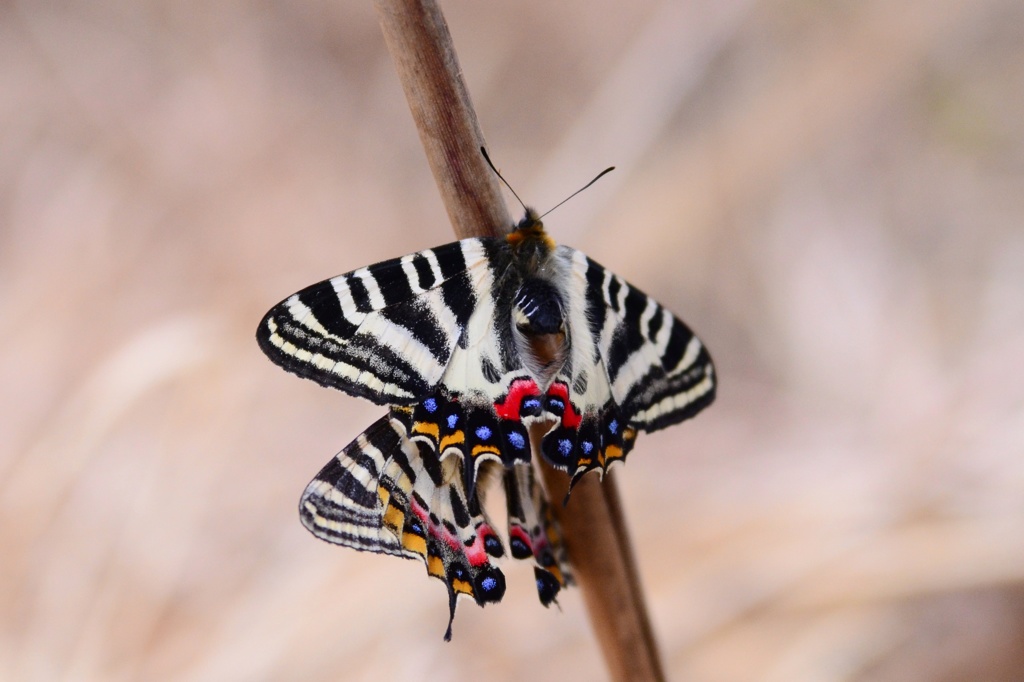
256;208;716;640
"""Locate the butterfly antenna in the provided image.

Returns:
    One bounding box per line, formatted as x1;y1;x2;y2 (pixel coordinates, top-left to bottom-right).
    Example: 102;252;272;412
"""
481;147;528;213
481;147;615;220
538;166;615;220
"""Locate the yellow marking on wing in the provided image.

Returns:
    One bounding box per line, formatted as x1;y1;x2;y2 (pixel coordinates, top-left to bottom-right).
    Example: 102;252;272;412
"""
452;579;474;596
427;555;445;578
598;440;622;466
439;431;465;450
402;532;427;557
383;504;405;533
544;564;566;586
412;421;439;440
471;444;501;458
377;485;391;507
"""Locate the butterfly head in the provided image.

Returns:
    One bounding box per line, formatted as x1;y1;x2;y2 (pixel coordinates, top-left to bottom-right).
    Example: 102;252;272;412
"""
506;209;556;252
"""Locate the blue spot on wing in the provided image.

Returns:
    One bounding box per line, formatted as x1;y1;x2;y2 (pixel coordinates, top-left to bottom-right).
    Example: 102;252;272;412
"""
423;398;438;413
475;425;492;440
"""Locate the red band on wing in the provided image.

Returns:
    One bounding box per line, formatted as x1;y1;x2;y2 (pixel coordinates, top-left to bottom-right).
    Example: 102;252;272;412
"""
546;382;582;429
494;377;541;421
463;523;498;567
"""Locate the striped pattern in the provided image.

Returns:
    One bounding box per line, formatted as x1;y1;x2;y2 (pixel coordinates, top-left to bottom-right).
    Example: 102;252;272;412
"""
571;248;716;431
299;411;508;641
258;212;716;638
257;240;491;405
298;416;411;556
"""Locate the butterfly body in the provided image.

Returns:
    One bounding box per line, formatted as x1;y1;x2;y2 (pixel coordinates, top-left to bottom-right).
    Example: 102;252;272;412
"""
257;212;715;639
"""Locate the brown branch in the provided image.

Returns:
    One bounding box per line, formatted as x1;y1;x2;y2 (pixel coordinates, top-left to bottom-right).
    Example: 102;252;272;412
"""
375;0;510;239
374;1;664;679
537;446;666;681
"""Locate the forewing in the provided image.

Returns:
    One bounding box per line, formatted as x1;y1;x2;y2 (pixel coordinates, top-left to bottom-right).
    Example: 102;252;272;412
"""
257;239;492;404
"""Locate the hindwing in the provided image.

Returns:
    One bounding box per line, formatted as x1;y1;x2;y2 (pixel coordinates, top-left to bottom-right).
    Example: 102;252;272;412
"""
299;411;570;639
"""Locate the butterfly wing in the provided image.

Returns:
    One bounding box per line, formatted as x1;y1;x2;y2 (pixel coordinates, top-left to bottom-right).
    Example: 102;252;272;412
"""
578;250;716;429
535;247;716;488
257;239;496;404
300;412;507;640
503;463;573;605
299;415;417;558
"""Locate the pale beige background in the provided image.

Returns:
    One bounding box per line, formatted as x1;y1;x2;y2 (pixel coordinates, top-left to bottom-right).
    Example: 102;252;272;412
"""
3;1;1023;680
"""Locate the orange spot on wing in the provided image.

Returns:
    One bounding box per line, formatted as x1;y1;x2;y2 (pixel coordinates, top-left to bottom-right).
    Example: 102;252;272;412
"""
383;504;405;533
471;445;501;458
412;421;439;440
402;532;427;557
439;431;465;451
452;579;474;596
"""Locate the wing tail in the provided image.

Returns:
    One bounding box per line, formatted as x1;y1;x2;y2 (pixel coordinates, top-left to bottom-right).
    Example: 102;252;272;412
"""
503;464;573;606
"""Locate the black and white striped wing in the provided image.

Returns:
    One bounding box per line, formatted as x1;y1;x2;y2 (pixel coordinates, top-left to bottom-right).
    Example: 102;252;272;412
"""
575;250;716;431
300;412;509;641
256;239;492;405
534;247;716;488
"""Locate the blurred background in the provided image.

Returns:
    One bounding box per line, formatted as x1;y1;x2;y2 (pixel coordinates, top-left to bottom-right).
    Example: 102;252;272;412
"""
2;0;1023;680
